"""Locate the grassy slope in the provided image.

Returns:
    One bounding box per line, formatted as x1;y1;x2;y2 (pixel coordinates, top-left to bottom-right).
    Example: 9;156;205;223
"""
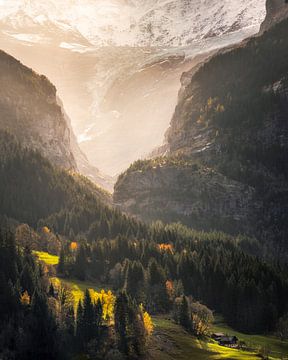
33;251;59;265
34;251;104;306
149;317;259;360
35;251;288;359
51;277;105;308
212;316;288;359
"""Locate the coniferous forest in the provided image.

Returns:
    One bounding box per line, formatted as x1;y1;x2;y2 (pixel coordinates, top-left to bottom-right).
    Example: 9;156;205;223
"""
1;1;288;359
0;129;288;359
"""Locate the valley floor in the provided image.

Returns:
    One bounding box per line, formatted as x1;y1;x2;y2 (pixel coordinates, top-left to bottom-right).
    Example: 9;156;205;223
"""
35;251;288;360
149;317;288;360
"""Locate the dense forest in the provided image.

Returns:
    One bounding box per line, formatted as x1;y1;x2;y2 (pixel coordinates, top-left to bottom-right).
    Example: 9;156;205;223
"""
0;129;288;359
115;16;288;261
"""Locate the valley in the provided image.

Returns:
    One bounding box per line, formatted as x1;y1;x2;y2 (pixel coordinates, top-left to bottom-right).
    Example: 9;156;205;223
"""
0;0;266;179
33;250;288;360
0;1;288;359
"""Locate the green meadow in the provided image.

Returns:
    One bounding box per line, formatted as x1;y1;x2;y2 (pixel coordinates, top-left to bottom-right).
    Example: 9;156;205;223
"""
34;251;288;359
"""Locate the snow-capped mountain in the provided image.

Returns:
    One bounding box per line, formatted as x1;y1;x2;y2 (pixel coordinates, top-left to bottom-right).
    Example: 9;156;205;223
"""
0;8;92;48
0;0;267;178
0;0;266;47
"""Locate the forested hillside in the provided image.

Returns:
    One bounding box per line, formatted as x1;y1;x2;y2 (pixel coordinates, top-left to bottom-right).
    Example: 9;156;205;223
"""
1;1;288;359
0;130;134;237
114;14;288;260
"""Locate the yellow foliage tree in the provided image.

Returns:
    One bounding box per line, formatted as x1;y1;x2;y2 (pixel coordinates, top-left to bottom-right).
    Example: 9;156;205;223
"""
140;304;154;336
90;289;115;322
143;311;154;336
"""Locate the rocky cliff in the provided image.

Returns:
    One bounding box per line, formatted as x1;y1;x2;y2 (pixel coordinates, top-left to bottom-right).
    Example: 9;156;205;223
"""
114;2;288;257
260;0;288;33
0;49;76;169
0;49;113;192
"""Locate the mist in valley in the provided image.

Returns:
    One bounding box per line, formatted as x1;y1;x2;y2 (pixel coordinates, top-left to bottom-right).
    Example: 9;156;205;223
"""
0;0;266;181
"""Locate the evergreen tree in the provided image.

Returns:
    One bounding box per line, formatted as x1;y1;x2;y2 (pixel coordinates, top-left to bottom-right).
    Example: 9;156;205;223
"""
94;298;103;330
22;290;58;360
125;260;146;303
147;258;170;313
49;282;55;297
179;296;191;331
75;245;87;281
114;292;130;355
76;300;84;349
82;289;95;343
57;246;65;275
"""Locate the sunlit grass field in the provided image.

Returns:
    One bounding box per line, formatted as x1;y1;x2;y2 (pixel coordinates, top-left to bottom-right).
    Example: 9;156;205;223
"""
33;251;59;265
150;317;259;360
150;317;288;360
212;316;288;359
51;277;105;308
34;251;288;359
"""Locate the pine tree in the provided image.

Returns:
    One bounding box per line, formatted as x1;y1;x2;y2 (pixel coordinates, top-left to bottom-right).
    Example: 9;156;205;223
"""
128;301;146;357
82;289;95;343
57;246;65;275
179;295;191;331
76;300;84;349
75;245;87;281
25;290;58;360
94;298;103;330
114;292;130;355
49;282;55;297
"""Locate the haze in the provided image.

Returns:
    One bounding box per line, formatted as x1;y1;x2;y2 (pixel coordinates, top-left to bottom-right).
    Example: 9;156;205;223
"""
0;0;266;178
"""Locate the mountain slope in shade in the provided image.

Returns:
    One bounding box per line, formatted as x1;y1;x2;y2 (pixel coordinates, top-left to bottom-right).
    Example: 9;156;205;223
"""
260;0;288;33
114;2;288;259
0;0;266;177
0;49;113;191
0;49;76;170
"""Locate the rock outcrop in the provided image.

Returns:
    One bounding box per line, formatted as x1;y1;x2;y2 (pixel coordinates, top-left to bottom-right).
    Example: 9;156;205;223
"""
260;0;288;33
114;3;288;256
0;49;76;170
0;49;113;192
114;164;256;234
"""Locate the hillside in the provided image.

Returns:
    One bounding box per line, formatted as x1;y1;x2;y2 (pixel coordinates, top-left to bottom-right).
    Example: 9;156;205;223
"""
0;49;76;169
0;131;127;235
114;3;288;259
0;0;267;178
0;49;113;190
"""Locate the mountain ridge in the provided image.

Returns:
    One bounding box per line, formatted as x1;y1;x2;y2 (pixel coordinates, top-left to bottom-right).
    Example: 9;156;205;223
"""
0;49;113;191
0;0;266;47
114;0;288;259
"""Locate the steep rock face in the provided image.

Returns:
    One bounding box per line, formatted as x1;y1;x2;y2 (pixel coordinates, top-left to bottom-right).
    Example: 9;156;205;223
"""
114;164;256;234
260;0;288;33
114;12;288;255
0;50;113;192
0;50;76;169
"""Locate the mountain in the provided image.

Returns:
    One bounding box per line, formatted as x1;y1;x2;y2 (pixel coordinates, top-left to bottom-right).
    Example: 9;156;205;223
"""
0;49;113;191
0;0;266;177
0;49;76;170
0;9;92;48
0;0;266;47
260;0;288;33
114;0;288;259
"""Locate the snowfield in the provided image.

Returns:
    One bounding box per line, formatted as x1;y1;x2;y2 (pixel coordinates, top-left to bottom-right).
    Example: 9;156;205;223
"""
0;0;266;47
0;0;267;177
